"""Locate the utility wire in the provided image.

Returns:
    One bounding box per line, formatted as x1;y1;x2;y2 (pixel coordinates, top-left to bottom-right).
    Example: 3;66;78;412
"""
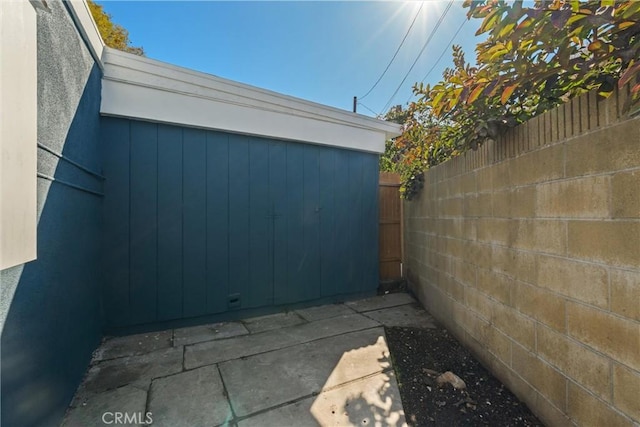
406;17;468;104
359;3;424;101
357;102;379;117
379;0;455;115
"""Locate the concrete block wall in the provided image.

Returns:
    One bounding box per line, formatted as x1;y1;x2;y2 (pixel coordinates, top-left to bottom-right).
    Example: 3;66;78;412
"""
404;87;639;427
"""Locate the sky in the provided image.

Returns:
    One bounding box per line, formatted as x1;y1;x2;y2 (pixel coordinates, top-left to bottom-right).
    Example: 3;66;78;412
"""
99;1;484;118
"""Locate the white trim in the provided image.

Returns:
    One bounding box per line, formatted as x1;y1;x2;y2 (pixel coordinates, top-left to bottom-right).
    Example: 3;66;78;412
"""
65;0;104;69
101;48;401;153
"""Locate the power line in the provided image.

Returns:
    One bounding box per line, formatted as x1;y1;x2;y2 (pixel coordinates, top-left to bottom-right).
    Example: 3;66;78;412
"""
359;3;424;101
405;17;468;104
379;0;455;115
357;101;379;116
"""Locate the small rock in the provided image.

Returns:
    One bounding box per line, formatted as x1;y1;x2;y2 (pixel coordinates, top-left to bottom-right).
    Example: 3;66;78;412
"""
436;371;467;390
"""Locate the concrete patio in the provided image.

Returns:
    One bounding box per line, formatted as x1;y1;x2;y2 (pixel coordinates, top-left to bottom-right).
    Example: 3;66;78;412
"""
62;292;436;426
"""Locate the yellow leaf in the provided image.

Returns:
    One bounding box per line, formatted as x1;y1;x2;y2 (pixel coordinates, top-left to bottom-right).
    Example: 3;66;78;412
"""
467;85;485;104
500;84;518;105
619;21;636;30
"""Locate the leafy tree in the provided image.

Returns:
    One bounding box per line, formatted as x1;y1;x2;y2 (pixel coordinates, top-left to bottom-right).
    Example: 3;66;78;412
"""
87;0;144;56
390;0;640;199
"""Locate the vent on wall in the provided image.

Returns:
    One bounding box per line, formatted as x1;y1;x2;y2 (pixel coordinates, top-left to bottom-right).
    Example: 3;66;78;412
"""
227;293;241;309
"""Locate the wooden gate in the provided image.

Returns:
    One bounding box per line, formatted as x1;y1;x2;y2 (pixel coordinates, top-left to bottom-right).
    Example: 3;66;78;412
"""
379;172;403;281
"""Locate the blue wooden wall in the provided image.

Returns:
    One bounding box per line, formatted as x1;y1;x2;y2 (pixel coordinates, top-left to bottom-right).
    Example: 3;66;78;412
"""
102;118;379;331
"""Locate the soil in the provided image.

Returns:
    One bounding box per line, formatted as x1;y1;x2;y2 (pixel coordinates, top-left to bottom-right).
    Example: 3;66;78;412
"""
386;324;544;427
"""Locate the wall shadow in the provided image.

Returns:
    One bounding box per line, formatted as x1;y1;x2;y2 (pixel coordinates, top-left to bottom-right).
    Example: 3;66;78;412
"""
0;60;104;427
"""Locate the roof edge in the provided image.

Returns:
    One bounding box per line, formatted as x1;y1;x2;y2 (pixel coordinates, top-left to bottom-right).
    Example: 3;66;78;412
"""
101;47;402;141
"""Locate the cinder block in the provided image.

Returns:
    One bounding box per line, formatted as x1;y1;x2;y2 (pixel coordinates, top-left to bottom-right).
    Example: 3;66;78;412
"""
567;302;640;371
476;167;493;192
568;382;634;427
537;255;608;308
450;258;476;287
493;358;539;408
442;197;463;217
511;144;564;185
493;303;536;351
464;287;494;321
477;269;512;305
510;186;537;218
610;269;640;321
460;171;477;194
462;218;476;241
536;175;611;218
513;281;566;332
476;192;493;217
492;246;537;284
492;161;512;191
568;221;640;268
463;194;481;217
534;394;573;427
565;118;640;177
613;364;640;420
464;312;512;365
467;241;492;270
494;187;537;219
611;170;640;218
512;344;567;410
477;218;511;245
572;94;583;136
510;220;566;255
491;190;511;218
537;324;611;402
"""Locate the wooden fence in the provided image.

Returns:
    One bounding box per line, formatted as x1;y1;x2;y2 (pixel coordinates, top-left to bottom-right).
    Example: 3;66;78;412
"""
379;172;403;281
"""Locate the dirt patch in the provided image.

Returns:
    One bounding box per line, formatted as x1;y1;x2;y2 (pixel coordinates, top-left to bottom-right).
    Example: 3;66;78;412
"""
386;325;544;426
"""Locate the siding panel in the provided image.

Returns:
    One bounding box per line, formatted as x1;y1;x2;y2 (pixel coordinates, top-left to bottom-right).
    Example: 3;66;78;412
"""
319;148;337;297
182;128;207;318
129;121;158;324
157;125;183;321
248;138;272;308
270;141;288;306
102;118;130;326
206;132;229;314
228;135;250;309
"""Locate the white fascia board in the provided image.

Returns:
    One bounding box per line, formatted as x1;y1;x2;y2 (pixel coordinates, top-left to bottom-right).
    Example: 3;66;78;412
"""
101;48;401;153
65;0;104;69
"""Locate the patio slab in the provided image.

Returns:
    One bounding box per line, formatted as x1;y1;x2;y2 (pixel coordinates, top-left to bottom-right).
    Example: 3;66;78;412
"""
148;365;232;427
242;311;306;333
346;292;416;313
173;321;249;347
185;313;379;369
92;330;173;361
219;327;389;417
62;385;147;427
64;292;422;427
295;303;356;322
79;347;183;394
364;303;438;329
238;371;406;427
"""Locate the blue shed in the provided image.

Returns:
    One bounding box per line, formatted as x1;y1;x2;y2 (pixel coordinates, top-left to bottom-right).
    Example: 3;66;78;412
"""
100;49;401;333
